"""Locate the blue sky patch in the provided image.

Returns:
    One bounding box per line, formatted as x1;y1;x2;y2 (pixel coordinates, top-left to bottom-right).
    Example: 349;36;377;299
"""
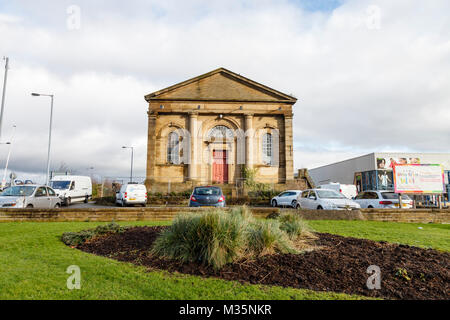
289;0;343;12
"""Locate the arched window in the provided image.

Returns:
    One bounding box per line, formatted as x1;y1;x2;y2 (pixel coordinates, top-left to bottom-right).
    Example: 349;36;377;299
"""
167;131;180;164
208;125;234;141
262;133;272;165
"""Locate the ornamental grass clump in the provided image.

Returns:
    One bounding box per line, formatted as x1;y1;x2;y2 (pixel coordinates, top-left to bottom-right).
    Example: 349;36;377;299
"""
246;219;296;256
61;222;128;246
152;206;310;269
152;209;249;269
278;212;313;240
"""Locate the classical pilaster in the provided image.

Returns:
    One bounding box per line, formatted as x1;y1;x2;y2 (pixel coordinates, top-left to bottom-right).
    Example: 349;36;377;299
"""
188;112;198;181
245;114;254;168
284;114;294;181
146;112;157;184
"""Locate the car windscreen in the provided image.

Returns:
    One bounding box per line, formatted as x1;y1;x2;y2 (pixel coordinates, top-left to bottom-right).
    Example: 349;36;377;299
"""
0;186;36;196
381;193;411;200
50;181;71;190
128;186;146;192
317;190;346;199
194;187;221;195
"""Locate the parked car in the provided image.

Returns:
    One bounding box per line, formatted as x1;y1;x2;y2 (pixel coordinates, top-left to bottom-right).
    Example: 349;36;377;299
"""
0;185;62;208
50;175;92;206
271;190;303;208
318;182;358;199
189;186;226;207
115;183;147;207
297;189;361;210
353;190;413;209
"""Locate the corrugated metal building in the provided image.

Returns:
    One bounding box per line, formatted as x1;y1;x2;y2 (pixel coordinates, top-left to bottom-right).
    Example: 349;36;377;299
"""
309;152;450;194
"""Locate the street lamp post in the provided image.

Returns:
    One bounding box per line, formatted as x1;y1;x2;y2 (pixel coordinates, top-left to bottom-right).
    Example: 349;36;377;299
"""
1;124;16;189
122;146;134;183
32;93;54;185
0;57;10;142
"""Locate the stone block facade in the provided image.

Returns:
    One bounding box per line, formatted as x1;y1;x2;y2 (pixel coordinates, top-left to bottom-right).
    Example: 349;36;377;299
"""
144;68;297;192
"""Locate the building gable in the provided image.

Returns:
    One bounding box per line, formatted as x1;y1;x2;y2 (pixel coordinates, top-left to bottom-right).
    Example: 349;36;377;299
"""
145;68;297;103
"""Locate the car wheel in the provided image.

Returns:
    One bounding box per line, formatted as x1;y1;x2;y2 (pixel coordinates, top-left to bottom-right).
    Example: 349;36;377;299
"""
296;203;301;210
368;205;373;208
84;196;89;203
121;200;125;207
26;204;33;208
54;203;60;208
65;197;71;206
272;200;278;207
317;205;323;210
291;200;297;208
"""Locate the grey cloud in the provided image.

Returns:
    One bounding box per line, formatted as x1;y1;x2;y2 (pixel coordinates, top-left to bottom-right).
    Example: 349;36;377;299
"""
0;0;449;182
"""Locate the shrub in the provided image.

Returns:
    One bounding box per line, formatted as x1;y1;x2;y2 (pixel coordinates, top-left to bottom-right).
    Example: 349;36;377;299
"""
61;222;128;246
61;230;95;246
247;219;296;256
278;213;312;240
152;206;309;269
152;209;248;269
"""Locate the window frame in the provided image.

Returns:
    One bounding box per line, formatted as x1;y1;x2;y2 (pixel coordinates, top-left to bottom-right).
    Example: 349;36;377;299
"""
167;131;180;164
262;132;273;165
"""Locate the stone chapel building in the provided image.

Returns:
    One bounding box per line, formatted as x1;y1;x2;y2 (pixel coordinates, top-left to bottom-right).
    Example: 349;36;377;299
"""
144;68;298;192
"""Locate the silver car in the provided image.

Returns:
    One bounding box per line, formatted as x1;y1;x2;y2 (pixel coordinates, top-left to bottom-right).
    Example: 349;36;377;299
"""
0;185;62;209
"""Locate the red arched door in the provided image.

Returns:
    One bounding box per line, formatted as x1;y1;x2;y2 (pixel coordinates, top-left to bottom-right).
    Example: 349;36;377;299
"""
213;150;228;183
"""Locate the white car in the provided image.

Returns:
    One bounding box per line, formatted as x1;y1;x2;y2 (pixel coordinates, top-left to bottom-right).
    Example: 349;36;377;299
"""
0;185;62;209
297;189;361;210
353;190;413;209
50;175;92;206
271;190;303;208
318;182;358;199
116;183;147;207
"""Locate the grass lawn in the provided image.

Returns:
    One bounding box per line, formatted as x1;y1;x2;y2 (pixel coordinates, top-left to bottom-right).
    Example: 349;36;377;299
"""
0;219;447;300
0;221;366;300
309;220;450;252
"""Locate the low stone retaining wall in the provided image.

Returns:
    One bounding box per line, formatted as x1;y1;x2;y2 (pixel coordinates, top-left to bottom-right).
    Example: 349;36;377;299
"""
0;207;448;223
0;207;279;222
291;208;450;223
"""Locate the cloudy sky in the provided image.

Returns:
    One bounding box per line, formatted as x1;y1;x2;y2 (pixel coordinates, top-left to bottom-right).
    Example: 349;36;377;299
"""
0;0;449;183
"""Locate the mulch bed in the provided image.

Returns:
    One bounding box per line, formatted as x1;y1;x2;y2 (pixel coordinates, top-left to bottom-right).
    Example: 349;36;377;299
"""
76;226;449;300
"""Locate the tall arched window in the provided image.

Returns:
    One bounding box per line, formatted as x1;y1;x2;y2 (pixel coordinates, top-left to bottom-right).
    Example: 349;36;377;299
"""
167;131;180;164
262;133;272;165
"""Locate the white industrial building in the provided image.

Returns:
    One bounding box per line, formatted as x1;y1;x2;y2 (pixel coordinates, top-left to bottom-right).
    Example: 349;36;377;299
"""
309;152;450;196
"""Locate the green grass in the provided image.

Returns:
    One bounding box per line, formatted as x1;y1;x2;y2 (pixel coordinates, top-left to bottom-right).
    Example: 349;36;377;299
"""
2;219;447;299
0;221;365;300
309;220;450;252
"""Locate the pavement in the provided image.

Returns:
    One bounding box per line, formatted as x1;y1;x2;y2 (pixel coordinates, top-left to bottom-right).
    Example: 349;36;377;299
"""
69;202;115;209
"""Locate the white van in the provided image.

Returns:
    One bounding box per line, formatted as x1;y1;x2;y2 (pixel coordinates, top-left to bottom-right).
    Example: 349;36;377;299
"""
50;175;92;206
318;182;358;199
115;183;147;207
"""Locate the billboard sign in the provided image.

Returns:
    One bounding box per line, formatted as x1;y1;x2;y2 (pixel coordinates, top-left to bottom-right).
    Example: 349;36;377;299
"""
376;157;421;170
393;164;444;194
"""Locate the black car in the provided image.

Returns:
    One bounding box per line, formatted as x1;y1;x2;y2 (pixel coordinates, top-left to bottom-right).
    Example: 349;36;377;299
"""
189;186;226;207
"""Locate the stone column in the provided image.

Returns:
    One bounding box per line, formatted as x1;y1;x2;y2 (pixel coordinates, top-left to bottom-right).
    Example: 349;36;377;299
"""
188;112;198;181
245;114;254;168
146;112;157;185
284;114;294;182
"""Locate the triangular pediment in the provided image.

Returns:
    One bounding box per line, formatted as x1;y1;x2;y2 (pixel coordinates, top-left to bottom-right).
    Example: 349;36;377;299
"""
145;68;297;103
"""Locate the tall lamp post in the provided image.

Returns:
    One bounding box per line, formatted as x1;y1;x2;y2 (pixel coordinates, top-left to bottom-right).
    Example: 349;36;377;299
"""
122;146;134;183
31;93;54;185
0;57;10;142
1;124;16;188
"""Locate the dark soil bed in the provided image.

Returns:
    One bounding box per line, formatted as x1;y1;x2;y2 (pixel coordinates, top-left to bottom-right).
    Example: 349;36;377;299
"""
76;226;449;300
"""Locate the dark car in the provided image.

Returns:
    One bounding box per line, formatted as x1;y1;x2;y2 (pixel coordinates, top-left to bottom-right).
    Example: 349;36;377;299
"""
189;186;226;207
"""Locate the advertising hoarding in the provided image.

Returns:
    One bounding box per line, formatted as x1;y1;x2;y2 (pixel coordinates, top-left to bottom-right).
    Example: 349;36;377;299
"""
393;164;444;194
377;157;421;170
